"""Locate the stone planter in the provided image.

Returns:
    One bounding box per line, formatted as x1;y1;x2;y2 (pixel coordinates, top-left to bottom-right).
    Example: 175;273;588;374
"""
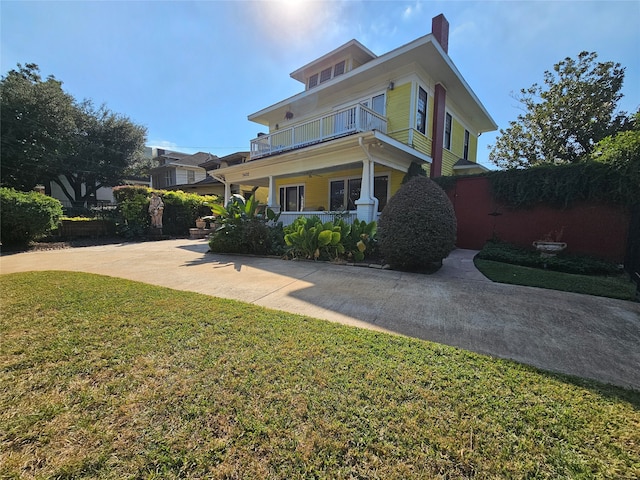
189;228;212;239
533;241;567;257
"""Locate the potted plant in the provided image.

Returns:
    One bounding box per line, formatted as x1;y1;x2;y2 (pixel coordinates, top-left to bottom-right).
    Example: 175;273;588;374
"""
195;217;206;229
533;227;567;257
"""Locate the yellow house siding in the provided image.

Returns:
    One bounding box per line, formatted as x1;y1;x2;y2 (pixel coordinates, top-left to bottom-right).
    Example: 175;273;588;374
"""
251;186;268;204
412;131;432;158
450;118;464;158
442;150;458;177
386;82;411;144
275;175;326;210
386;169;404;196
274;166;406;210
469;134;478;162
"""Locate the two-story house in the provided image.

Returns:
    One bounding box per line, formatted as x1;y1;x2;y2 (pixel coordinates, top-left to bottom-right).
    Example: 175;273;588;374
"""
210;14;497;224
149;149;210;190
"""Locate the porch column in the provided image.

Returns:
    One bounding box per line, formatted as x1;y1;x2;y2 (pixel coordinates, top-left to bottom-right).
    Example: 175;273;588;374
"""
224;182;231;206
267;175;280;212
355;156;376;222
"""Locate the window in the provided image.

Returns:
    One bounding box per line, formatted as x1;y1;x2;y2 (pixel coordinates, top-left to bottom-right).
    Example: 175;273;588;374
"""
187;170;195;183
330;179;360;210
164;170;172;187
444;113;452;150
463;129;470;160
371;94;385;115
417;87;428;134
279;185;304;212
330;176;388;212
319;67;332;83
309;61;348;89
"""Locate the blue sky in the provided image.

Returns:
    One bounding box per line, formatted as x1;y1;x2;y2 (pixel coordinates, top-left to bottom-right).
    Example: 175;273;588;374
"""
2;0;639;168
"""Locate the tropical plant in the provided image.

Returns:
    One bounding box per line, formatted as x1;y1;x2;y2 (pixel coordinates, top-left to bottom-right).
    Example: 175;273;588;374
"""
208;194;280;255
341;219;378;262
283;216;344;260
378;176;456;271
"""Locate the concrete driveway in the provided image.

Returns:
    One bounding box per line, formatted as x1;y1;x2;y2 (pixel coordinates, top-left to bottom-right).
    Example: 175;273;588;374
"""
1;238;639;390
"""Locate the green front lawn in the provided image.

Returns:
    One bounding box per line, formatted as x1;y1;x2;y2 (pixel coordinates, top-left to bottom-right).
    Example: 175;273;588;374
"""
1;272;639;479
475;258;636;301
474;241;637;301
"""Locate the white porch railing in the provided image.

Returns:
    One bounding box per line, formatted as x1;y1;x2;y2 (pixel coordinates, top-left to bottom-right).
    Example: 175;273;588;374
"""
277;211;358;227
250;104;387;160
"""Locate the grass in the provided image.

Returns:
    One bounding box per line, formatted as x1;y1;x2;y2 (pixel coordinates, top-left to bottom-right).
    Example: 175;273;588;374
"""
1;271;639;479
474;241;637;301
475;258;637;301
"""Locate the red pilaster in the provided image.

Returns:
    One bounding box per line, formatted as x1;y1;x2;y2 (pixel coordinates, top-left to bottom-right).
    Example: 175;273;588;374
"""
430;83;446;178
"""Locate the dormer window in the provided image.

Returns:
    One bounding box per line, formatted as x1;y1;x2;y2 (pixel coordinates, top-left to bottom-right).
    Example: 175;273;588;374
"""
307;60;349;89
319;67;332;83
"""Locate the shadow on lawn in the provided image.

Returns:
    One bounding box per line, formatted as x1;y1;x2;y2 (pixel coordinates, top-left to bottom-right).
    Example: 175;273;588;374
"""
168;245;640;394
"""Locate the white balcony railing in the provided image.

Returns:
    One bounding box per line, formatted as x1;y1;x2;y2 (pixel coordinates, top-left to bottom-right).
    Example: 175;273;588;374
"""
250;103;387;160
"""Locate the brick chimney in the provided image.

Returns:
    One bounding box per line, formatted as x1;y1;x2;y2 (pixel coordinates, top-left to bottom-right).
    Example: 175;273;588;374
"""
431;14;449;53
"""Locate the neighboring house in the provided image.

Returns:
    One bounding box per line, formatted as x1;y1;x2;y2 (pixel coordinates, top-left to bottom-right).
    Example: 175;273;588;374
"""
209;14;497;224
149;149;210;190
48;175;150;208
197;151;268;202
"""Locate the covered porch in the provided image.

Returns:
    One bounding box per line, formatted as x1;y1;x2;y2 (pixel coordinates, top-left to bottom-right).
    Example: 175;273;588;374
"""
212;130;431;224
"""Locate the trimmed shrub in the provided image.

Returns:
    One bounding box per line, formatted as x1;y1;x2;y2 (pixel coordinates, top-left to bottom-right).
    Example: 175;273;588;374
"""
0;187;63;247
378;176;456;271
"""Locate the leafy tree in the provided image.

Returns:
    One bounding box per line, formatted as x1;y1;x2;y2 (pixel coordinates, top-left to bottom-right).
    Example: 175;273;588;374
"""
53;101;147;207
0;63;76;190
0;63;147;207
591;111;640;202
489;52;628;169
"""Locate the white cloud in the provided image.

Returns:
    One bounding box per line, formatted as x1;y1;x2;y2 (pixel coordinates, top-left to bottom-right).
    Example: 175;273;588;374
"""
402;1;423;21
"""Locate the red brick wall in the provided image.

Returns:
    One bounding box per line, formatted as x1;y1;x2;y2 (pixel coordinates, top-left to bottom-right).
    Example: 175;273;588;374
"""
445;176;630;262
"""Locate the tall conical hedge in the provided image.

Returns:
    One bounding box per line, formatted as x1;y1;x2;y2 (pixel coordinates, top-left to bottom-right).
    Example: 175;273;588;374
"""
378;176;456;271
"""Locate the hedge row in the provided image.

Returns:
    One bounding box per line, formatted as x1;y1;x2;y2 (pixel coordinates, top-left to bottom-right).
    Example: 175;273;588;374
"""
112;186;219;238
0;187;64;247
434;161;639;208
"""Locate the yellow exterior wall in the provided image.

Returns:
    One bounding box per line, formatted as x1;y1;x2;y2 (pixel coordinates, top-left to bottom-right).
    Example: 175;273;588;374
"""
412;131;432;158
469;134;478;162
442;150;458;177
386;82;411;144
275;174;327;210
274;165;405;210
450;118;464;158
237;186;268;204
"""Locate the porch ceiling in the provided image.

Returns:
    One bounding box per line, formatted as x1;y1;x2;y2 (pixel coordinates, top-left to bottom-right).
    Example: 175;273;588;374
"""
213;131;430;185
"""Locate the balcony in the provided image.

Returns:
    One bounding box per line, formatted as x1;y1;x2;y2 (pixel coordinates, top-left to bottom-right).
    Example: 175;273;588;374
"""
250;103;387;160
